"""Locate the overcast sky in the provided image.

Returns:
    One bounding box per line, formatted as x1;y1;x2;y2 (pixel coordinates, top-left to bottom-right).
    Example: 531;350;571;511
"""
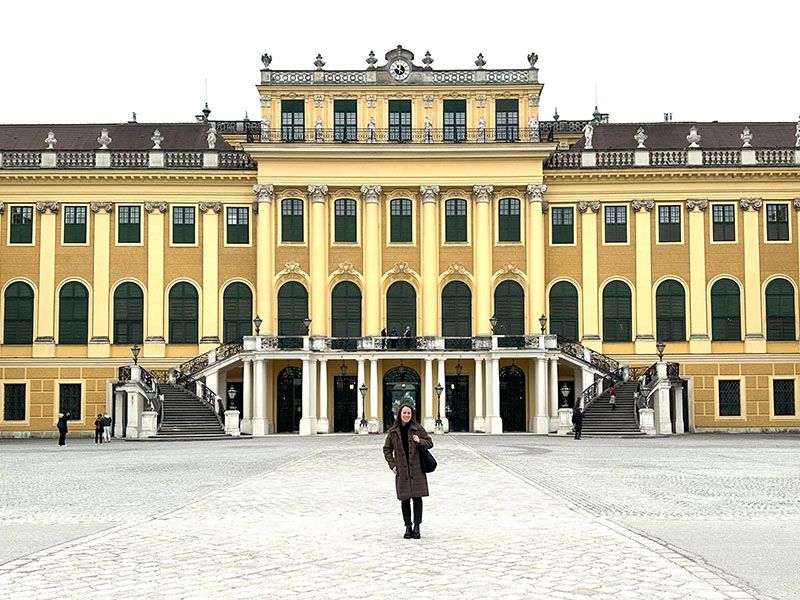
1;0;797;125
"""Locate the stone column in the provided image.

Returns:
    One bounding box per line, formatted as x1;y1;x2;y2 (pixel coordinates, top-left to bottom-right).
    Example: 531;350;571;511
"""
580;368;594;409
672;383;685;434
423;358;435;430
299;357;314;435
741;199;766;352
113;389;126;437
126;391;143;439
437;358;448;432
533;357;548;433
355;358;366;432
549;356;559;432
686;199;711;353
527;185;547;331
251;358;267;436
420;185;440;335
254;185;275;334
473;358;485;432
144;202;167;355
368;358;380;433
487;357;502;433
33;202;58;357
579;201;601;349
654;361;672;435
88;202;111;357
308;186;329;336
241;359;253;434
205;370;219;398
473;186;493;335
361;186;382;335
633;200;655;353
200;202;221;347
317;359;329;433
309;358;318;424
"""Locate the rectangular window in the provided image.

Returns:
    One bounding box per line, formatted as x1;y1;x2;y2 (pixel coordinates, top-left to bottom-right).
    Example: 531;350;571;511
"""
10;206;33;244
63;206;87;243
551;207;574;244
445;199;467;242
766;203;789;241
389;100;412;142
118;206;141;243
658;205;681;243
774;379;796;416
281;99;305;142
495;99;520;141
172;207;196;244
333;100;357;142
59;383;82;420
604;206;627;243
281;199;304;242
443;100;467;142
498;198;521;242
334;199;357;243
718;380;741;417
390;199;412;243
226;207;249;244
3;383;26;421
712;204;736;241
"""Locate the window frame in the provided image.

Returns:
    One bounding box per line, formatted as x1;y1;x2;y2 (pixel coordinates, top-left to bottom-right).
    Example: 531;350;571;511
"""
56;381;85;424
3;281;35;345
603;205;628;244
495;99;520;142
443;99;467;142
770;377;798;418
1;381;28;424
764;278;796;341
765;202;790;243
62;205;88;245
443;198;468;244
497;197;522;244
224;206;251;246
280;198;305;244
388;198;414;244
602;280;633;342
168;282;199;344
710;278;742;341
170;206;197;246
116;205;143;246
657;204;683;244
113;281;144;345
716;378;744;419
332;198;358;244
711;202;737;243
388;99;412;143
550;206;575;245
655;279;687;342
333;99;358;142
8;205;35;246
281;99;305;142
57;281;89;345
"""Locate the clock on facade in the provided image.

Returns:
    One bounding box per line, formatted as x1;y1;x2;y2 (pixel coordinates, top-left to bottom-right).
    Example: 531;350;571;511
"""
389;59;410;80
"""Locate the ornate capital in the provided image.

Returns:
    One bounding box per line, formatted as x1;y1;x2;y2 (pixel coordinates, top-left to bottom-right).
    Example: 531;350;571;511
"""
313;94;324;108
144;201;167;214
423;95;433;109
526;184;547;202
199;202;222;214
632;199;655;212
472;185;493;203
36;201;59;214
739;198;762;211
366;95;377;108
685;199;708;212
528;94;539;108
419;185;440;203
308;185;329;203
578;201;600;214
90;202;113;214
793;198;800;211
360;185;382;204
259;95;271;108
252;184;274;204
475;95;487;108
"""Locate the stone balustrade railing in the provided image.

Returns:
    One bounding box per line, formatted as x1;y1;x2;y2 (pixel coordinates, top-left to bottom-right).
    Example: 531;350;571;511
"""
0;149;256;170
547;147;800;169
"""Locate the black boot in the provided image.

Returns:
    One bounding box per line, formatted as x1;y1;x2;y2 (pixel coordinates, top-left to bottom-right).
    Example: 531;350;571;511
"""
412;524;420;539
403;524;413;539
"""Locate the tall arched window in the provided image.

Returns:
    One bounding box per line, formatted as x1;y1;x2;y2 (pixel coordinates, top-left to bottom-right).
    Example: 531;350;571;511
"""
765;278;795;341
223;282;253;343
442;281;472;342
711;279;741;341
113;282;144;344
655;280;686;342
277;281;309;336
169;283;199;344
386;281;416;335
602;281;632;342
494;280;524;336
331;281;362;338
58;282;89;344
3;282;34;345
549;281;579;340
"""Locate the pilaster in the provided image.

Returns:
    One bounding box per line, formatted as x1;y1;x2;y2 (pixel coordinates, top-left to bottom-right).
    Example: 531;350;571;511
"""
368;358;380;433
423;357;435;430
200;202;221;349
88;202;112;356
308;185;329;337
686;199;711;352
485;357;502;433
633;200;655;352
420;185;440;336
578;201;601;349
473;358;485;432
548;356;559;432
527;184;547;332
740;198;766;352
473;185;493;335
33;202;58;357
533;357;548;433
253;184;275;334
361;186;382;336
299;357;314;435
144;202;167;355
251;357;267;436
241;358;253;434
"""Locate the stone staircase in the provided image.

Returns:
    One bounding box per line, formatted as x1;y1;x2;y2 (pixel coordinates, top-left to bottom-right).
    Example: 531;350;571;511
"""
156;383;228;440
580;380;644;437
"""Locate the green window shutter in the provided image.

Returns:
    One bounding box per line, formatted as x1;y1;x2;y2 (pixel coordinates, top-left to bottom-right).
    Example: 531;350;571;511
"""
389;100;412;142
711;279;741;340
118;206;141;243
10;206;33;244
498;198;520;242
334;199;357;243
226;207;249;244
113;282;144;344
551;207;574;244
766;278;796;340
277;282;309;336
604;206;627;243
658;206;681;242
169;283;198;343
773;380;795;416
445;199;467;242
331;282;362;338
441;281;472;338
494;280;524;335
281;99;305;142
59;383;82;420
63;206;87;243
712;204;736;241
3;282;34;344
390;199;412;243
172;207;195;244
603;281;632;341
58;282;89;344
333;100;357;141
655;280;686;341
766;204;789;241
3;383;26;421
386;281;416;335
223;282;253;342
718;380;741;416
282;199;304;242
549;281;579;340
495;99;520;141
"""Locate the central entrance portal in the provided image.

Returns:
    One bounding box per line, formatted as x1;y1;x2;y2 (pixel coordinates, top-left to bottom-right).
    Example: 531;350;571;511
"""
383;366;421;429
276;366;302;433
333;375;358;432
500;364;526;432
445;375;470;432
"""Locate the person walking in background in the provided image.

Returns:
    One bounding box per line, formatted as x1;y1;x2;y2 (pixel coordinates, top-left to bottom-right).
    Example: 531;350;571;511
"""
102;413;112;443
94;413;104;444
383;403;434;539
572;406;584;440
609;385;617;411
56;412;70;446
389;327;398;349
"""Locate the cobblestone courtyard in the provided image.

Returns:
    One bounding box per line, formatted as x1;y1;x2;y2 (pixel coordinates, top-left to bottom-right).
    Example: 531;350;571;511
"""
1;434;798;599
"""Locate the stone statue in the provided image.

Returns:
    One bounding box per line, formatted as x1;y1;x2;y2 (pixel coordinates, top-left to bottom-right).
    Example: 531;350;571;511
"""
424;116;433;143
45;131;57;150
529;116;540;142
260;118;271;142
207;124;217;149
261;53;272;69
686;126;701;148
314;116;323;142
740;127;753;148
582;121;594;150
367;117;376;143
634;127;647;149
151;129;163;150
795;119;800;148
97;128;112;150
477;116;486;142
527;52;539;68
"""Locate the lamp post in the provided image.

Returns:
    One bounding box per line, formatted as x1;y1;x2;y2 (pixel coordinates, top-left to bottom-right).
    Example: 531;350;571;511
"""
253;314;262;336
539;314;547;335
560;383;570;408
434;383;444;434
489;315;498;334
227;385;237;411
656;341;666;362
303;317;312;335
131;344;140;365
358;383;368;434
451;361;462;389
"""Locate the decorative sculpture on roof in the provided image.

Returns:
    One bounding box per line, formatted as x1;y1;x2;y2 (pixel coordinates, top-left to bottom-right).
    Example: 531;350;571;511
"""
97;128;112;150
314;54;325;70
261;53;272;69
740;127;753;148
686;126;701;148
366;51;377;69
206;123;217;149
529;116;540;142
634;127;647;149
151;129;163;150
527;52;539;68
582;121;594;150
45;131;57;150
475;53;486;68
422;51;433;69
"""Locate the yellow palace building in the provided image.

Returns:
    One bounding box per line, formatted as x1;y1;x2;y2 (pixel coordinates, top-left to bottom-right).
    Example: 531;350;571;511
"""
1;46;799;439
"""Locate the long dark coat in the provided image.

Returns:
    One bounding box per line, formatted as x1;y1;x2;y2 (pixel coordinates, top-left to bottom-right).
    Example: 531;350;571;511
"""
383;423;433;501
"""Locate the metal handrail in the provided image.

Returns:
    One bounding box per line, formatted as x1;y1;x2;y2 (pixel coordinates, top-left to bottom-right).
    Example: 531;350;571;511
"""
248;127;548;144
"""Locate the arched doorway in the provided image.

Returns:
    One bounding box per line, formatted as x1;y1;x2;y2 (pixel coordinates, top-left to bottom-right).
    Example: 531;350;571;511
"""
277;281;308;349
549;281;579;341
276;366;302;433
500;364;526;432
442;281;472;349
386;281;416;338
222;282;253;343
331;281;362;350
383;365;421;429
494;280;524;347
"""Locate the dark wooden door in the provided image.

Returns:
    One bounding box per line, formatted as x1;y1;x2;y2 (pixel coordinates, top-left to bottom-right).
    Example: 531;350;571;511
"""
445;375;469;432
334;375;358;433
383;366;420;429
500;365;526;432
276;367;302;433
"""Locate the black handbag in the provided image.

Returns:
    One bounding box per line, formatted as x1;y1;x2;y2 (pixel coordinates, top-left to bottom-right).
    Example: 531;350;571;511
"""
418;445;437;473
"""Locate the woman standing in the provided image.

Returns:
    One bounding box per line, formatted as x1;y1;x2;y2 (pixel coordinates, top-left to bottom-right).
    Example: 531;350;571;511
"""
382;403;433;539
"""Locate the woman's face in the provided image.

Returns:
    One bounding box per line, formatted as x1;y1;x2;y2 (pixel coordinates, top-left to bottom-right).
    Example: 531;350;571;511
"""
400;406;412;423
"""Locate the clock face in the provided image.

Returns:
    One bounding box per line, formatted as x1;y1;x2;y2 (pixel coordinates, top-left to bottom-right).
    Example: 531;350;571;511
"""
390;59;410;80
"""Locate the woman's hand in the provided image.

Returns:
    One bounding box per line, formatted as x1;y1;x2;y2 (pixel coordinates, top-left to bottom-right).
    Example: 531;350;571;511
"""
392;466;397;475
411;434;420;443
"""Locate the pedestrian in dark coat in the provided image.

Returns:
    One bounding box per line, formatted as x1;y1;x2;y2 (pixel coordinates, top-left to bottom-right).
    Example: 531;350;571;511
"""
94;413;104;444
383;403;433;539
572;406;584;440
57;412;70;446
